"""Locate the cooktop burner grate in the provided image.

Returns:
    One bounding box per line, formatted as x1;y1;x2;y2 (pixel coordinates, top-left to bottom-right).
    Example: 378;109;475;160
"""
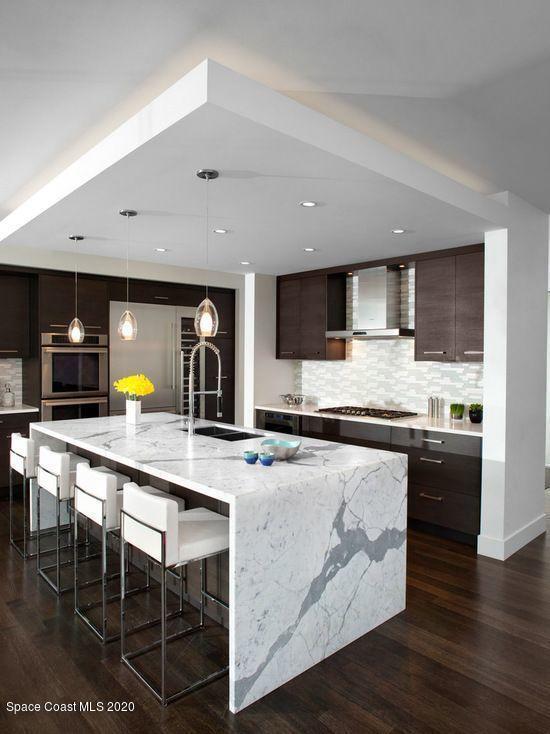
317;406;417;419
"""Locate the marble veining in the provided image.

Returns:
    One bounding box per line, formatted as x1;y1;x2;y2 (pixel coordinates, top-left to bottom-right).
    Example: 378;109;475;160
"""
30;413;407;712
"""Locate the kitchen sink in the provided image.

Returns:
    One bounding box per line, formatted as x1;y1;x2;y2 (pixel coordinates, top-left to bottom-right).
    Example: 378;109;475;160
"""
192;426;236;437
212;431;259;442
182;425;260;441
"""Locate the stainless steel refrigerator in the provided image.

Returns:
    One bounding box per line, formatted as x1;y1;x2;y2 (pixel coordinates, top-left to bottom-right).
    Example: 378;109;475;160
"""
109;301;205;416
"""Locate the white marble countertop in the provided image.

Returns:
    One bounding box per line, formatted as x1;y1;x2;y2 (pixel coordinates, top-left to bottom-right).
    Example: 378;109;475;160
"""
30;412;406;506
0;404;39;415
256;403;483;437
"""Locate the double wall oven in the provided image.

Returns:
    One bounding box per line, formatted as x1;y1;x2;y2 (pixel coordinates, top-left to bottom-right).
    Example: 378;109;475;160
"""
41;332;109;421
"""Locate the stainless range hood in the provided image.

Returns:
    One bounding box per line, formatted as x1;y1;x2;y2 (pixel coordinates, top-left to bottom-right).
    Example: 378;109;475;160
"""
326;265;414;339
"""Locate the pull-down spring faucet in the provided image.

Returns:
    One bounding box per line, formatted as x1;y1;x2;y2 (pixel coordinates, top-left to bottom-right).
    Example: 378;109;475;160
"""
187;341;223;435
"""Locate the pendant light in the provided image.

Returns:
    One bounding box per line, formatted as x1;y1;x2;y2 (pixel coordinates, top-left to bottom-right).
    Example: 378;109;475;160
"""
118;209;138;341
68;235;85;343
194;169;219;337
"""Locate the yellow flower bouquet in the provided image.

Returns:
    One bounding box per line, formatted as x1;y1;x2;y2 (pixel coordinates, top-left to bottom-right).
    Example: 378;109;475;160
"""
113;374;155;401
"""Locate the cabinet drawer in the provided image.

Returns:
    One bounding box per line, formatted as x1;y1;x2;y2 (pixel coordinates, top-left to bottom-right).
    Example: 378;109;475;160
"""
301;416;391;449
391;427;481;458
409;484;480;535
404;447;481;496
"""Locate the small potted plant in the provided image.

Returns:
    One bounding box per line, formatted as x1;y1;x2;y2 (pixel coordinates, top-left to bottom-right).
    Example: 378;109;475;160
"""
468;403;483;423
113;374;155;424
450;402;465;420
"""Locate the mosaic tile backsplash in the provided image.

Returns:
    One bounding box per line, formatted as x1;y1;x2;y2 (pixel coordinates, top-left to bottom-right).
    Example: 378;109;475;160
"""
0;358;23;404
295;339;483;413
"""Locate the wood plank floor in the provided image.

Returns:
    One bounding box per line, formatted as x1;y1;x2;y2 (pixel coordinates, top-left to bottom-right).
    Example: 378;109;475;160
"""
0;499;548;734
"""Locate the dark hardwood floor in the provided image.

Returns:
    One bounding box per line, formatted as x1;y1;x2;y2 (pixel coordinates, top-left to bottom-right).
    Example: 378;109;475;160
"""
0;498;548;734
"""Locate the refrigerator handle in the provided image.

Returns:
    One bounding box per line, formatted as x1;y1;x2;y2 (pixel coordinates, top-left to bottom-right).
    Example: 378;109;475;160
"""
170;321;175;390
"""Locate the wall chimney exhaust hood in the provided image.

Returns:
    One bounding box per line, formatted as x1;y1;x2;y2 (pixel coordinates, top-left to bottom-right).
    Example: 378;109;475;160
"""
326;265;414;340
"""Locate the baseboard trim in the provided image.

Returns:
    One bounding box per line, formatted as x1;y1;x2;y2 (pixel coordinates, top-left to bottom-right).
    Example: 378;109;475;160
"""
477;514;546;560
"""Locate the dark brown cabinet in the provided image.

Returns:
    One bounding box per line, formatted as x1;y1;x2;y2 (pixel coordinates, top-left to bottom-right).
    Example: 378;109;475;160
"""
415;256;456;361
301;414;391;449
0;275;31;357
39;274;109;333
455;251;484;362
415;251;483;363
277;274;346;360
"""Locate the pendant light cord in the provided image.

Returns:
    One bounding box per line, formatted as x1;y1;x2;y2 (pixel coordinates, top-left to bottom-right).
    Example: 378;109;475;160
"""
74;239;78;319
205;174;209;301
125;212;130;310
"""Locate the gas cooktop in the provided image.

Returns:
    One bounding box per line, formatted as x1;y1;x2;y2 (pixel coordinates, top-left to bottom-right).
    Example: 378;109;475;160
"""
317;406;417;419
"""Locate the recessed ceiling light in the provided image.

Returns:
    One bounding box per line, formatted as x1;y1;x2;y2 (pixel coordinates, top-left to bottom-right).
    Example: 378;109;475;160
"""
299;201;317;207
392;228;406;234
213;228;228;234
154;247;169;252
398;263;406;269
240;261;252;266
303;247;316;252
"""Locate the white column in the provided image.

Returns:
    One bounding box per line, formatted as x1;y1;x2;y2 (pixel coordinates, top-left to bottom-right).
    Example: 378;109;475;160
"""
479;200;549;559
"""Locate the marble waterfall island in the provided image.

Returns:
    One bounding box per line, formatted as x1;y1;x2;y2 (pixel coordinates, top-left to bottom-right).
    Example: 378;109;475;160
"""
30;412;408;712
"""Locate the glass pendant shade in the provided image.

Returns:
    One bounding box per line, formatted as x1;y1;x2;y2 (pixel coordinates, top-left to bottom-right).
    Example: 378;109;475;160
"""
194;297;219;337
118;309;138;341
68;317;85;344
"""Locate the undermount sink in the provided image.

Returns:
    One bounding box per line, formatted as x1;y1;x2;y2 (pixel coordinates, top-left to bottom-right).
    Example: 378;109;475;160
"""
212;431;259;442
193;426;236;437
183;425;261;441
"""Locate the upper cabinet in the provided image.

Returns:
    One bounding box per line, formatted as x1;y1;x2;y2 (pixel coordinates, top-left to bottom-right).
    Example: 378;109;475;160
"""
415;250;484;363
0;274;31;357
39;274;109;333
277;274;346;360
454;252;484;362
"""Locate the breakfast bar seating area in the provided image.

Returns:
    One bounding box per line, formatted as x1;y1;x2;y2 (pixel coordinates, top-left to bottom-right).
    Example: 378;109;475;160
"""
16;411;406;713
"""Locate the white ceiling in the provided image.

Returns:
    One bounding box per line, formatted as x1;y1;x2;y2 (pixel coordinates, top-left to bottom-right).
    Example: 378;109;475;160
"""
0;98;491;275
1;1;549;271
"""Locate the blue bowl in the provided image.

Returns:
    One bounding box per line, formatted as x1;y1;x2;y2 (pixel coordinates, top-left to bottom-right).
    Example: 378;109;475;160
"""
243;451;258;464
259;453;275;466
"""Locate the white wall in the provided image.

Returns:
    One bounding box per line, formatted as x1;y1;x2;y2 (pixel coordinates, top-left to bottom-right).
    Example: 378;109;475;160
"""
0;244;247;424
241;273;294;426
480;201;549;559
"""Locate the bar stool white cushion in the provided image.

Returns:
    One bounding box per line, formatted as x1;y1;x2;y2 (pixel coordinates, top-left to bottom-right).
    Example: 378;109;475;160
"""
10;433;37;478
38;446;89;500
178;507;229;565
75;464;130;530
122;483;228;567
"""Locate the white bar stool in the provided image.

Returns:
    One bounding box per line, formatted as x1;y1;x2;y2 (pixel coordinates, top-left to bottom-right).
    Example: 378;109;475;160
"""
36;445;90;595
73;463;131;642
120;483;229;706
73;467;187;643
9;432;40;559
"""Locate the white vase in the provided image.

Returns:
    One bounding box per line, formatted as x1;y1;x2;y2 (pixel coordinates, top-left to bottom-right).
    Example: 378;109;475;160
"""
126;399;141;424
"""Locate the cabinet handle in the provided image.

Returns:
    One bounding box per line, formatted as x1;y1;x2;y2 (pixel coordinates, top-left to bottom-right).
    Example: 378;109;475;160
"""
49;324;68;328
0;350;18;353
423;351;446;355
85;325;102;330
280;351;295;356
154;296;169;300
464;351;483;355
419;457;444;464
419;492;443;502
422;438;444;444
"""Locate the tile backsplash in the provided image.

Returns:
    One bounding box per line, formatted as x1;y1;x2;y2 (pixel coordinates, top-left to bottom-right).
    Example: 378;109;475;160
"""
0;358;23;404
295;339;483;413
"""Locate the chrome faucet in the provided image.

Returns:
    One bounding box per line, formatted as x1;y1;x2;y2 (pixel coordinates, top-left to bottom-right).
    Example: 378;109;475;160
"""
187;341;223;435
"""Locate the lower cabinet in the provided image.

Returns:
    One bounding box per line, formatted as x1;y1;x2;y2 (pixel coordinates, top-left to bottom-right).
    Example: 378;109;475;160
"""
279;411;482;543
0;413;37;493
